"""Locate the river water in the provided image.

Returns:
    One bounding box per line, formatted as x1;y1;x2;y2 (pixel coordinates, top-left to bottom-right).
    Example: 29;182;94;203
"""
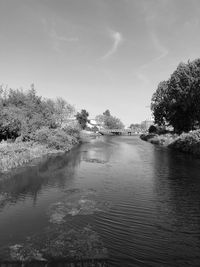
0;136;200;266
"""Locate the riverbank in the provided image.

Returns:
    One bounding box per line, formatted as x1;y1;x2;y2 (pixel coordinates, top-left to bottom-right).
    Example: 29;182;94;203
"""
168;130;200;156
0;139;78;173
140;130;200;156
140;133;177;146
0;126;82;173
0;129;102;173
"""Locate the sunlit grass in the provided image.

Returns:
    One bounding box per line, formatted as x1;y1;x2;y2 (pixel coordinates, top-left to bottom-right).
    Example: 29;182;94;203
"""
0;136;79;172
0;141;47;172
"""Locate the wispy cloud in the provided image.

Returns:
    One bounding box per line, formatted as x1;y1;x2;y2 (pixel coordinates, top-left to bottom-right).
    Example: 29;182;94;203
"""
139;31;168;72
101;30;123;60
135;31;168;87
150;31;168;62
138;0;169;70
42;18;78;52
50;27;78;52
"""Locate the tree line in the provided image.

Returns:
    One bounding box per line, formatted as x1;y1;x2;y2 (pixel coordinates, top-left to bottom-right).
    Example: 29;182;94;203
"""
0;84;78;142
0;84;125;142
95;109;124;129
151;58;200;133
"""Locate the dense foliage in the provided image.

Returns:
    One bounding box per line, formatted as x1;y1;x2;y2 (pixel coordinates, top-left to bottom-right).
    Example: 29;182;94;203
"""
148;125;157;134
95;110;124;129
0;85;78;144
151;59;200;133
75;109;89;129
169;130;200;155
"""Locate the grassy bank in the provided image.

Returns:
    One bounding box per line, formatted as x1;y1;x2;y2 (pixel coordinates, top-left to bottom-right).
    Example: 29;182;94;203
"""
0;127;80;173
140;130;200;156
140;133;177;146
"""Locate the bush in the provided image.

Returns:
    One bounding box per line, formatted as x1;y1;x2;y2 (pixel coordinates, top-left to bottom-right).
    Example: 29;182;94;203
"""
157;126;169;135
31;127;79;150
62;121;80;137
150;133;177;146
169;130;200;155
32;127;50;144
140;133;156;141
148;125;157;133
47;129;69;150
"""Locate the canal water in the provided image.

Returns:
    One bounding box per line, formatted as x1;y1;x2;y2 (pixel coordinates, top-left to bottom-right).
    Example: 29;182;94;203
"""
0;136;200;266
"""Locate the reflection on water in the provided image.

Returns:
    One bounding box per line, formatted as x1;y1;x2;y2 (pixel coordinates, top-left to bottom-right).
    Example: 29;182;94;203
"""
0;148;81;208
0;136;200;265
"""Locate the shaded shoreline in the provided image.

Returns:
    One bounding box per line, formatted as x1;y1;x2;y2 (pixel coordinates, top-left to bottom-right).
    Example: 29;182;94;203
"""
140;130;200;157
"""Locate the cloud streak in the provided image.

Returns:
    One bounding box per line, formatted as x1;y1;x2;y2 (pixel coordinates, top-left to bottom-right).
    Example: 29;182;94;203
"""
135;32;168;87
42;18;78;52
50;26;78;52
101;30;123;60
139;31;168;72
150;31;168;62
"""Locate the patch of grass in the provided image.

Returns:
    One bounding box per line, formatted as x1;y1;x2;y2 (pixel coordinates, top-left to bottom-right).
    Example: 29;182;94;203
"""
0;141;51;172
0;128;79;172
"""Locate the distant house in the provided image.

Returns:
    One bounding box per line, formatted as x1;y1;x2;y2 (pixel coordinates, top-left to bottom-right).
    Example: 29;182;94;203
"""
87;119;103;131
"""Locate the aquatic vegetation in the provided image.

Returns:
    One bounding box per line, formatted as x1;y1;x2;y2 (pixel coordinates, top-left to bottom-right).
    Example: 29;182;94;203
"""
83;158;107;164
48;198;102;224
7;225;108;261
48;202;66;224
48;188;111;224
10;244;45;261
42;225;108;259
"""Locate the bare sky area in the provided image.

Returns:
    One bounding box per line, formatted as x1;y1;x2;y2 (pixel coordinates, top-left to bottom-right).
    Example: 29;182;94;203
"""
0;0;200;125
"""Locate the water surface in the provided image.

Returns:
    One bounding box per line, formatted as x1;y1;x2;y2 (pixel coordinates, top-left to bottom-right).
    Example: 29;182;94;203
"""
0;136;200;266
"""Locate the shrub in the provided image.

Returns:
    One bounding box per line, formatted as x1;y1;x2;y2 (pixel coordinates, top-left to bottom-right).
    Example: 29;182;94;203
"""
148;125;157;133
30;126;79;150
47;129;69;150
157;126;169;135
169;130;200;154
62;121;80;137
140;133;156;141
32;127;51;144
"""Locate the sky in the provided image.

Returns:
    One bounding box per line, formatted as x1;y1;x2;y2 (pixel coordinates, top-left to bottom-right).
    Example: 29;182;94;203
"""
1;0;200;126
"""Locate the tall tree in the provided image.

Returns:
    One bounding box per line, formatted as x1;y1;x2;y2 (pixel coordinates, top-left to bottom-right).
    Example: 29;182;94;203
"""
95;111;124;129
151;59;200;133
76;109;89;129
53;97;75;127
103;109;111;116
